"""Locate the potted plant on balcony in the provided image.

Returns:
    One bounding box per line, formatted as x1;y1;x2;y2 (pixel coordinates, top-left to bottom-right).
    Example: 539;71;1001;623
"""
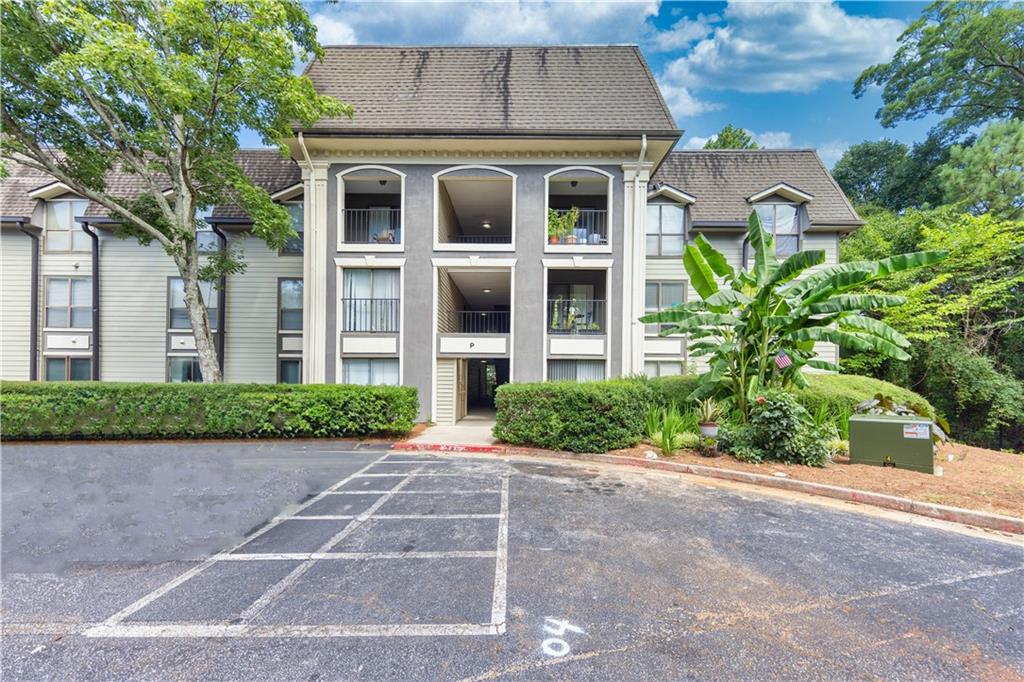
696;398;724;439
547;206;579;245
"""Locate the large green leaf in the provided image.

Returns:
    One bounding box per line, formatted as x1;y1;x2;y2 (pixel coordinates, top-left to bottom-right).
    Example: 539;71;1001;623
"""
766;249;826;287
682;244;719;300
705;289;752;308
805;359;841;372
804;294;907;315
798;270;878;306
784;250;948;299
838;315;911;348
746;211;777;283
786;327;911;361
694;233;736;281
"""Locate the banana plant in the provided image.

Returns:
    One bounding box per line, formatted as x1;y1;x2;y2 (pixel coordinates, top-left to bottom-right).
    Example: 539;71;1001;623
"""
640;212;947;420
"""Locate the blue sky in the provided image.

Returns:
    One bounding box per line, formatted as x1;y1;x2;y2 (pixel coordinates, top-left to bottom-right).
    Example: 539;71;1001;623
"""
254;1;940;167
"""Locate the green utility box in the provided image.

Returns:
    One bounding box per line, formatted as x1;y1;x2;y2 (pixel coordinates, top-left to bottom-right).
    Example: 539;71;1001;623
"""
849;414;935;474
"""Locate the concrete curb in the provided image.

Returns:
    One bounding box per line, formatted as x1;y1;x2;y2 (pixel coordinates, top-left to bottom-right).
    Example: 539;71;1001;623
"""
393;442;1024;535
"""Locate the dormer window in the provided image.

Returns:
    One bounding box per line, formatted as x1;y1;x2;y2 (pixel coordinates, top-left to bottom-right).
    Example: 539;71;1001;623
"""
44;199;90;252
281;202;304;254
755;203;799;258
196;205;220;254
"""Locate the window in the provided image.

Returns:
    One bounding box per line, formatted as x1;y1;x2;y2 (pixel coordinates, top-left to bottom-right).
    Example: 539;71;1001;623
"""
342;269;400;332
645;203;686;256
342;358;399;386
168;278;218;330
645;360;684;377
195;205;221;253
45;356;91;381
754;203;799;257
168;357;202;383
645;281;686;336
279;278;303;330
45;199;90;252
279;358;301;384
547;359;605;382
46;277;92;328
281;202;304;254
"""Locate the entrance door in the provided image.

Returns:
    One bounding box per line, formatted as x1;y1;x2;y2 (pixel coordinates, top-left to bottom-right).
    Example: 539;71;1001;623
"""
456;358;468;421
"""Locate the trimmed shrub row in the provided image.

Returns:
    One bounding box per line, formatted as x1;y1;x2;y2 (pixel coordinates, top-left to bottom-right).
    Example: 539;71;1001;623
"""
493;379;655;453
652;373;936;419
0;382;418;441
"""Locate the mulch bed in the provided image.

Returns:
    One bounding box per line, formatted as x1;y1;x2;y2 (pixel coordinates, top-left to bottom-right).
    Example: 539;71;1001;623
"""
610;442;1024;519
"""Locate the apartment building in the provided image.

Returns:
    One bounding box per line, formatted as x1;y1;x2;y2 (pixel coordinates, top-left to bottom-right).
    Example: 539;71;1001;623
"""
0;46;862;423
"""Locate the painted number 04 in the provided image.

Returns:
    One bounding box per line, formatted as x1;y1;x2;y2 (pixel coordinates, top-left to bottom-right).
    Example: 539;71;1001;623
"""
542;617;585;657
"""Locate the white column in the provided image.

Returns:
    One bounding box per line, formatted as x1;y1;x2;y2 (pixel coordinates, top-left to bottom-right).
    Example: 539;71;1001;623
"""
620;161;653;376
302;161;330;383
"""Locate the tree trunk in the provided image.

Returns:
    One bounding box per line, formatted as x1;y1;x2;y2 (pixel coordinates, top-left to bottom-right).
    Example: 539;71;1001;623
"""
175;252;222;383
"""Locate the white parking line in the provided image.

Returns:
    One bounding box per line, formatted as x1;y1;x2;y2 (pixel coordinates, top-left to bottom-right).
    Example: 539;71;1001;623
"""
324;490;501;495
235;466;425;623
490;476;510;631
84;622;502;638
217;550;498;561
274;514;500;521
94;453;392;628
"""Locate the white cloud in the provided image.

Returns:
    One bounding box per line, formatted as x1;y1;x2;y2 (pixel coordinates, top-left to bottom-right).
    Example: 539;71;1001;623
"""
315;16;358;45
817;139;851;168
683;135;710;150
658;82;723;120
752;130;792;148
660;1;905;93
312;1;659;46
650;13;718;52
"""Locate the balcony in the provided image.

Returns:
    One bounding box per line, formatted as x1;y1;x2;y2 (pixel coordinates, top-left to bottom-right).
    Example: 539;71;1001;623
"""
547;208;607;246
547;170;611;250
343;208;401;245
447;310;511;334
436;169;514;249
547;298;605;334
341;298;400;333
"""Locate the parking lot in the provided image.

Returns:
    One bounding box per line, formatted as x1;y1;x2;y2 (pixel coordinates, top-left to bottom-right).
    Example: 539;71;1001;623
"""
3;440;1023;680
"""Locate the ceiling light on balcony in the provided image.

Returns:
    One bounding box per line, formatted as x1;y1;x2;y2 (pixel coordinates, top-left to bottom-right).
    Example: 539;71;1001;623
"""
378;179;387;186
570;180;578;188
482;220;492;230
482;288;492;293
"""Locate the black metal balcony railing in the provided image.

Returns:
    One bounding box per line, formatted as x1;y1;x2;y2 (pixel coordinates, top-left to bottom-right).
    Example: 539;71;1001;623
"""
448;310;510;334
445;234;513;244
341;298;400;332
343;207;401;244
547;298;605;334
550;208;608;245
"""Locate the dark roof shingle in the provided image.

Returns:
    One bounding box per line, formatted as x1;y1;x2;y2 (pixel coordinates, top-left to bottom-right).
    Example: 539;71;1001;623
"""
652;150;862;226
302;45;678;135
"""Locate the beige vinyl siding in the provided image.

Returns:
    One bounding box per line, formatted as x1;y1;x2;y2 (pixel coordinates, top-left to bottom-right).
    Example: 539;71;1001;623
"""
98;235;178;382
1;231;33;379
435;357;457;424
224;236;302;383
802;231;840;366
436;270;465;334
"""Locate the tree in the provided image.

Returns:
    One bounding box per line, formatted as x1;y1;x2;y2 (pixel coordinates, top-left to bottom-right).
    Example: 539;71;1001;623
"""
940;119;1024;220
1;1;347;382
854;1;1024;140
831;140;908;206
703;124;759;150
640;212;945;419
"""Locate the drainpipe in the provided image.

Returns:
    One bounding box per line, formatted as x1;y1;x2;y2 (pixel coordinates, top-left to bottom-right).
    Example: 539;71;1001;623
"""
210;223;228;372
80;222;101;380
15;222;40;380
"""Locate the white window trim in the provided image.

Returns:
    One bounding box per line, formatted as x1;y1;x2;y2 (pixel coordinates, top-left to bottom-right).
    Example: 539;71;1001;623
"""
645;279;688;339
645;201;688;258
44;275;92;330
433;165;517;253
334;258;405;386
541;260;612;381
543;166;614;254
336;165;406;253
747;182;814;204
44;198;91;253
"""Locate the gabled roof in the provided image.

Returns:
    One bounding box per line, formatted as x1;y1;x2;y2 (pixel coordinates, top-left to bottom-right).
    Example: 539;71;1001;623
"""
301;45;679;137
651;149;861;226
1;150;300;224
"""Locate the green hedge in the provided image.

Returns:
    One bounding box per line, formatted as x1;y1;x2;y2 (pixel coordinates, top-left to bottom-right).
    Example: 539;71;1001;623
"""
493;379;655;453
651;373;935;418
0;382;418;441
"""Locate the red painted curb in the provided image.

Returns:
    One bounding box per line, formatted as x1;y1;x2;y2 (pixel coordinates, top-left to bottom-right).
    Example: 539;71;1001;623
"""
393;442;1024;535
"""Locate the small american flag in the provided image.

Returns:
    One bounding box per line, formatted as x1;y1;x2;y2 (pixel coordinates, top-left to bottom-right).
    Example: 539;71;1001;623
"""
775;350;793;369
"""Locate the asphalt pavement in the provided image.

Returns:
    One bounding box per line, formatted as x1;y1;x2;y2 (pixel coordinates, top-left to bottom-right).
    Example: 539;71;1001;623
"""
2;439;1022;680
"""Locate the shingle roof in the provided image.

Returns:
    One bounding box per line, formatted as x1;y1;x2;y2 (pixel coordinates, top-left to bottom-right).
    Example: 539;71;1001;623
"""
1;150;299;223
302;45;679;136
652;149;862;226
